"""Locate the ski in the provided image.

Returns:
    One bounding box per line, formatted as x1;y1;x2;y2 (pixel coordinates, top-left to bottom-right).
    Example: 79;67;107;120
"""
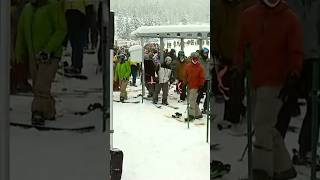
153;104;162;108
113;100;140;104
57;71;88;80
162;104;179;110
10;122;95;133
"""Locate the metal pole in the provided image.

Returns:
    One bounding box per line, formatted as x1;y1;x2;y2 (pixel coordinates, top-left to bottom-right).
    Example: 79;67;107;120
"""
245;46;253;180
0;0;10;179
160;37;164;63
101;0;111;179
311;59;319;180
181;38;185;51
199;39;203;50
141;38;145;103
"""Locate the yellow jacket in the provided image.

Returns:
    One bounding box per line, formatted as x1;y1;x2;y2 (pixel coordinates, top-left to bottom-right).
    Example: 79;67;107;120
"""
64;0;87;14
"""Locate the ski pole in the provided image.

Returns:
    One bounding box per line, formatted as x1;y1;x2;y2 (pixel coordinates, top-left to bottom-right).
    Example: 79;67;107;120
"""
186;86;190;129
238;130;255;162
311;58;319;180
245;45;253;180
206;80;212;143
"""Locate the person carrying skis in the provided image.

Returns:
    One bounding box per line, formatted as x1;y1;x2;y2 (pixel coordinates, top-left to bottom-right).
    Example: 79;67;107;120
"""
184;53;205;120
114;54;131;102
153;56;174;105
176;50;189;101
275;0;320;166
15;0;67;125
235;0;303;179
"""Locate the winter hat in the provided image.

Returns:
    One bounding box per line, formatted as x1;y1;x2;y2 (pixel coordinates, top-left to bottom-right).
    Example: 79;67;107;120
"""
165;56;172;64
203;47;209;54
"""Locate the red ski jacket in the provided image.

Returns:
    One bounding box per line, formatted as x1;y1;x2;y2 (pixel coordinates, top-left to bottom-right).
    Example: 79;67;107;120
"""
184;62;205;90
234;0;304;88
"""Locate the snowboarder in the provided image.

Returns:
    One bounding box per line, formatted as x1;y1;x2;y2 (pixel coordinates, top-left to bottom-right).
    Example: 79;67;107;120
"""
235;0;303;178
153;56;174;105
176;50;189;101
15;0;67;125
114;54;131;102
275;0;320;166
196;47;213;114
144;53;156;98
184;53;205;120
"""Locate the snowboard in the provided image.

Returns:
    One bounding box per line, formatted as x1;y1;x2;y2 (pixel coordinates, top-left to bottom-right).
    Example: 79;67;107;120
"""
10;122;94;133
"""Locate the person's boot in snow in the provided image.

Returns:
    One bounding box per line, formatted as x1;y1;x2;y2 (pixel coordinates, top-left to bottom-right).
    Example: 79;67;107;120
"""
32;111;45;126
162;99;169;105
273;167;297;180
120;97;125;103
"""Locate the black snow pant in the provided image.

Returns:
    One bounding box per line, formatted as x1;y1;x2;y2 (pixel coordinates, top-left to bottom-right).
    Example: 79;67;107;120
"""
65;10;86;70
222;69;246;124
275;59;320;156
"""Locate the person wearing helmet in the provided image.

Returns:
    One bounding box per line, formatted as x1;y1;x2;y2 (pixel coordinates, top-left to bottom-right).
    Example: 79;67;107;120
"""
235;0;303;178
153;56;174;105
114;54;131;102
184;53;205;120
176;50;189;101
275;0;320;166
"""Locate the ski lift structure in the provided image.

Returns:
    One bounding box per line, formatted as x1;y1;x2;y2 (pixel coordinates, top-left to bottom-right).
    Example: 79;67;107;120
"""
131;25;210;62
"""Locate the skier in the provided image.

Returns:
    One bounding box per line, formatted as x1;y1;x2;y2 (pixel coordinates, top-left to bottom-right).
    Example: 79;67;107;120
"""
129;56;138;87
213;0;255;133
64;0;88;75
114;54;131;102
275;0;320;165
176;50;189;101
196;47;214;114
235;0;303;178
153;56;174;105
184;53;205;120
15;0;67;125
144;53;157;98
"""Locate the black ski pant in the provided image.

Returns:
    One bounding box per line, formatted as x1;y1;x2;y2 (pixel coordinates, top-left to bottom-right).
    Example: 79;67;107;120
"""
65;10;86;70
223;69;246;124
131;65;138;84
275;59;320;156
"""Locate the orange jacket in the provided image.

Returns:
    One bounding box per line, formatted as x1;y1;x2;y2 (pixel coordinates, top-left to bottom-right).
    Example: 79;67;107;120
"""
184;62;205;90
234;1;303;88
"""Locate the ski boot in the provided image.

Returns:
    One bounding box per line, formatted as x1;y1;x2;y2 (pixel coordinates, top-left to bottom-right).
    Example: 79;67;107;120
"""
31;111;45;126
172;112;182;118
195;115;203;119
292;149;320;170
162;100;169;106
185;115;195;122
120;97;125;103
273;167;297;180
210;160;231;179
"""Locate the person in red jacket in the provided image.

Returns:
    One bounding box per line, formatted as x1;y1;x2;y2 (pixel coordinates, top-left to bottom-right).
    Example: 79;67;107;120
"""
234;0;303;179
184;53;205;120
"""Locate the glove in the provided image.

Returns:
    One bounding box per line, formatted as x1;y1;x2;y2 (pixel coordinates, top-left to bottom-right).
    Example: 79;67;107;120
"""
36;51;50;63
278;75;299;102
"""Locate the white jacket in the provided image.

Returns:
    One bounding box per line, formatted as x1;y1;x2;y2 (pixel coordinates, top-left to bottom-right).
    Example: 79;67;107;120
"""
157;66;172;84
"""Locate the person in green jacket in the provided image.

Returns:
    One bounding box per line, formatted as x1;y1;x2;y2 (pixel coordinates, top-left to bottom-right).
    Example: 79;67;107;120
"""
15;0;67;125
114;54;131;102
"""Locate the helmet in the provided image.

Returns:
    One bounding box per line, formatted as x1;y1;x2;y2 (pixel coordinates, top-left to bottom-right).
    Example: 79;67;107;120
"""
165;56;172;64
190;52;199;58
203;47;209;54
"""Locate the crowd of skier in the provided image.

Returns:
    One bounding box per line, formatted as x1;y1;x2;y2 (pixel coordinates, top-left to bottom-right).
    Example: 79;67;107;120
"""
8;0;320;179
